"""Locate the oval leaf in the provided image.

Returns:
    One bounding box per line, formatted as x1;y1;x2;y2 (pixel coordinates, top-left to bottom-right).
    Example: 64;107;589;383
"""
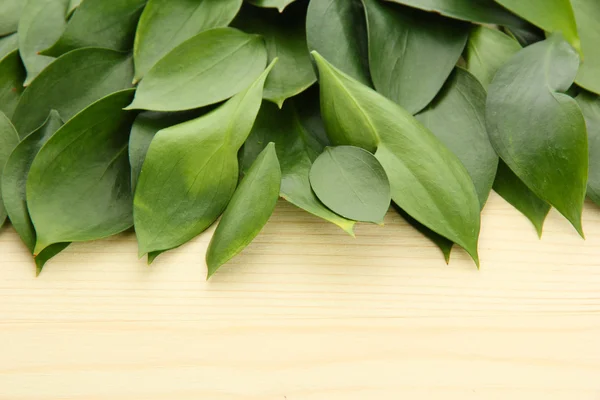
133;0;242;83
486;34;587;236
572;0;600;95
0;112;19;227
313;51;481;263
127;28;267;112
310;146;390;223
306;0;371;85
42;0;146;57
0;33;19;60
247;0;297;12
576;92;600;206
133;61;276;258
206;143;281;278
0;0;25;36
363;0;469;114
27;90;136;254
0;50;25;119
12;48;133;137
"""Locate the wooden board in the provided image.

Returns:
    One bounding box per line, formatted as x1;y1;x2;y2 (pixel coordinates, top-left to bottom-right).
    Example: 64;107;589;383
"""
0;192;599;399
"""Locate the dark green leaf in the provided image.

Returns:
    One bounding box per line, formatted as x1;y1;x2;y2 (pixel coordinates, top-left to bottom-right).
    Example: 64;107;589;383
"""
12;48;133;137
247;0;297;12
505;23;545;47
133;61;276;258
313;51;481;263
42;0;146;57
0;0;25;36
17;0;69;85
306;0;371;85
310;146;390;223
240;98;356;235
27;89;136;254
0;33;18;60
206;143;281;278
0;50;25;119
486;34;587;236
126;28;267;112
363;0;468;114
234;4;316;107
133;0;242;83
0;112;19;227
572;0;600;95
576;92;600;206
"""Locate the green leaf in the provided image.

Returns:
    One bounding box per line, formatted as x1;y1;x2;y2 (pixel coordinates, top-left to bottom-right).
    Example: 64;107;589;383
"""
27;89;136;254
133;0;242;83
313;51;481;263
126;28;267;112
384;0;522;26
234;4;316;107
240;98;356;236
0;33;19;60
17;0;69;85
505;23;545;47
68;0;82;16
12;48;133;137
309;146;390;224
133;61;276;259
494;0;580;53
42;0;146;57
247;0;297;12
1;111;69;273
0;0;25;36
576;92;600;206
0;50;25;119
572;0;600;95
206;143;281;278
486;34;587;236
306;0;371;85
0;112;19;227
363;0;469;114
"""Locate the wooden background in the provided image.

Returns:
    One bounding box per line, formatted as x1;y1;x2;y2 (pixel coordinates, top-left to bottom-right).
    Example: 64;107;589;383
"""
0;192;599;399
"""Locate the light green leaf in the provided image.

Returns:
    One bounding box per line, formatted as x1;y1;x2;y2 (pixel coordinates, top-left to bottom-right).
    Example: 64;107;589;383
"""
12;48;133;137
306;0;371;85
240;98;356;236
0;33;19;60
384;0;522;26
133;61;276;258
363;0;468;114
133;0;242;83
68;0;82;16
577;92;600;206
0;112;19;227
206;143;281;278
247;0;297;12
313;51;481;263
1;111;69;274
0;0;25;36
310;146;390;224
234;4;316;107
486;34;587;236
27;89;136;254
0;50;25;119
42;0;146;57
18;0;69;85
572;0;600;95
127;28;267;112
494;0;580;53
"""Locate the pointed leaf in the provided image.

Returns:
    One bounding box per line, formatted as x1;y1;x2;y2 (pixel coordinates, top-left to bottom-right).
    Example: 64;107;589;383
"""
240;99;356;235
313;51;481;263
306;0;371;85
133;0;242;83
234;4;316;107
42;0;146;57
363;0;468;114
247;0;297;12
486;34;587;236
206;143;281;278
0;112;19;227
0;0;25;36
12;48;133;137
18;0;69;85
309;146;390;224
572;0;600;95
494;0;580;53
133;61;276;258
127;28;267;112
0;50;25;119
27;90;136;254
0;33;19;61
577;92;600;206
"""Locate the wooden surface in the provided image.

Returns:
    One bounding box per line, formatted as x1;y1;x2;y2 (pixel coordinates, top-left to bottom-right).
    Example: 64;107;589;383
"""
0;192;599;399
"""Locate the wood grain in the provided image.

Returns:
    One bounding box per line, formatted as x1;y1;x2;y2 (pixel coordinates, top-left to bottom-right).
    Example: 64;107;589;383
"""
0;192;599;399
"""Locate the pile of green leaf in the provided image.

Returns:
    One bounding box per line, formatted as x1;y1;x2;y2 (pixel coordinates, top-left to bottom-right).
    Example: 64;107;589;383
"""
0;0;599;278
